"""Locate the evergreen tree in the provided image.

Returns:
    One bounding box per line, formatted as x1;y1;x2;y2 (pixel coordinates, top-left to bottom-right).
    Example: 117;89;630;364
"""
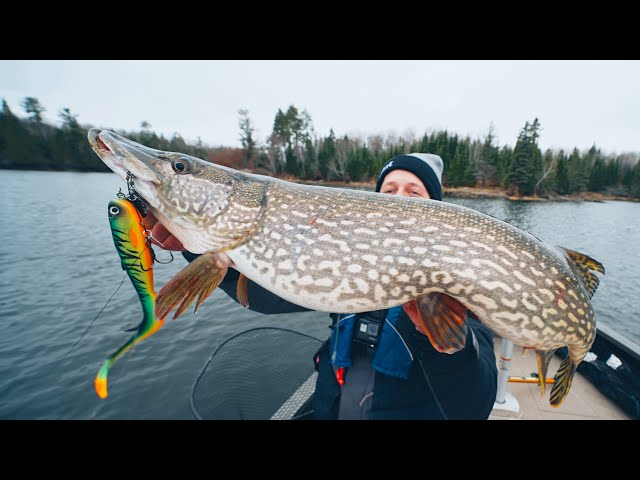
272;109;289;145
605;157;621;189
303;136;318;179
631;159;640;196
284;144;299;177
621;162;634;191
0;99;39;168
168;132;187;152
54;107;93;170
22;97;51;168
59;108;80;129
22;97;46;125
419;133;432;153
347;144;370;182
432;131;449;160
238;108;256;168
589;153;607;192
475;124;498;186
507;118;542;196
318;129;336;179
495;145;512;188
270;105;315;177
193;137;207;161
555;151;570;195
286;105;302;146
566;148;587;193
0;100;8;165
138;121;162;150
446;141;471;186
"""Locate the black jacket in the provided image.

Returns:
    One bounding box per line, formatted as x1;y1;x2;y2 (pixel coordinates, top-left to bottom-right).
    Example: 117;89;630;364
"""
183;251;498;419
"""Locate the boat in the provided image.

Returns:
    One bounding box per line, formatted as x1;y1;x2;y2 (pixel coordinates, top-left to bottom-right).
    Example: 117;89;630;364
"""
190;326;638;420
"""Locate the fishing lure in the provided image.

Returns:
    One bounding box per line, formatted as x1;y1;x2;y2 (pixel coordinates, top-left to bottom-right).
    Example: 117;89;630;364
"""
94;197;166;399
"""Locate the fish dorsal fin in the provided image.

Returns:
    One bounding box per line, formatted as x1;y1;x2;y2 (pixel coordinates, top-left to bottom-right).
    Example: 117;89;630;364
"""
403;293;469;354
558;247;605;299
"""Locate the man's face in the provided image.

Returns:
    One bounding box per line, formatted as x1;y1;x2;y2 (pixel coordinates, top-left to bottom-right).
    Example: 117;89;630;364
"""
379;169;431;199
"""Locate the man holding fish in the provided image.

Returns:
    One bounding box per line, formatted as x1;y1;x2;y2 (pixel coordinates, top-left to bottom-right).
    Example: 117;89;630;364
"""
91;128;605;416
144;153;499;420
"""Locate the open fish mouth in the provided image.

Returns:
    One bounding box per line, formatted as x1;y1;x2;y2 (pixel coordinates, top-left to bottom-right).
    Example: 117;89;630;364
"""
88;128;127;179
88;128;161;184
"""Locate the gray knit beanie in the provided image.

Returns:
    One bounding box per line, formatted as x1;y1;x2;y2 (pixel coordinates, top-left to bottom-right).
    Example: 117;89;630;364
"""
375;153;444;201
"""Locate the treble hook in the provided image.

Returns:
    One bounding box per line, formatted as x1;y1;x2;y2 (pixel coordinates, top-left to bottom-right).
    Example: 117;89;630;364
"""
154;250;175;264
141;228;174;264
123;171;148;217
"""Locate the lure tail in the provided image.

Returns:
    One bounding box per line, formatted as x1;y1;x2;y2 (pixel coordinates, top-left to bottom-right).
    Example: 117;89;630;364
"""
94;314;165;398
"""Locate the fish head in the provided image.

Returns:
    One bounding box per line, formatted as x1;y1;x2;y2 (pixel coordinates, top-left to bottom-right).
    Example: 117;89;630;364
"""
90;129;247;253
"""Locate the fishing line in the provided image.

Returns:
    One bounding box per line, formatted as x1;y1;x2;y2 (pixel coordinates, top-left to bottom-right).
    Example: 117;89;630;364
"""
416;356;449;420
56;272;128;365
57;233;161;364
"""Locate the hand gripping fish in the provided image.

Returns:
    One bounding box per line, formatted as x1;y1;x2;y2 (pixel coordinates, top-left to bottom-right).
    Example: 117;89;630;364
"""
89;129;605;407
94;198;166;399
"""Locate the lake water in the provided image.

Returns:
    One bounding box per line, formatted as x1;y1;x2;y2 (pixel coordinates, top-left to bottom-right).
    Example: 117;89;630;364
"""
1;170;638;419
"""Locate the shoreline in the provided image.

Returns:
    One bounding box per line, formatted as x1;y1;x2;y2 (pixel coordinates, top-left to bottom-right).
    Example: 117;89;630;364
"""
294;178;640;203
4;168;638;203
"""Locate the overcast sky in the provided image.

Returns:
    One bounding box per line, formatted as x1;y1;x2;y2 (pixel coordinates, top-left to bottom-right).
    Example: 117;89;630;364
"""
2;60;639;156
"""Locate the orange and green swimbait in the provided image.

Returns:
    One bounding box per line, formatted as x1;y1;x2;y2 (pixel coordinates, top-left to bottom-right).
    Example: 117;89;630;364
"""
94;198;166;399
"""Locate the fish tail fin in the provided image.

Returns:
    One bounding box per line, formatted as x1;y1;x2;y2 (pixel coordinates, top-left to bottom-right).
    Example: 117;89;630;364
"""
549;354;577;407
535;349;556;397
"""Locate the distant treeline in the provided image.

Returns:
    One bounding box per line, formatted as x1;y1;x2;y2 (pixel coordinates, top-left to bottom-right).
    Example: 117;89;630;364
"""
2;98;640;198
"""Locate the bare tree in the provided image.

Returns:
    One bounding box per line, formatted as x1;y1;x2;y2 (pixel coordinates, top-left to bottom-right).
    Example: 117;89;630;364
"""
330;136;351;180
263;134;286;174
402;127;417;150
367;134;384;154
238;108;257;168
535;149;557;195
383;131;399;150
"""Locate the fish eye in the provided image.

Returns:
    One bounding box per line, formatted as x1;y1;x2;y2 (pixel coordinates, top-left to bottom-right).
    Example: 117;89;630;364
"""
172;158;191;174
109;206;120;215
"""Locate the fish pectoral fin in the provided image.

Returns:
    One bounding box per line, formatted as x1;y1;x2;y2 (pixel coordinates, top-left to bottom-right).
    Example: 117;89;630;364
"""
155;250;231;320
408;292;469;354
558;246;605;298
236;273;250;308
535;349;556;397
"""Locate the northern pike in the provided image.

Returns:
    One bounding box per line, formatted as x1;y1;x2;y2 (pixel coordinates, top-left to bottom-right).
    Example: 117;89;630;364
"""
94;197;166;399
88;128;605;407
